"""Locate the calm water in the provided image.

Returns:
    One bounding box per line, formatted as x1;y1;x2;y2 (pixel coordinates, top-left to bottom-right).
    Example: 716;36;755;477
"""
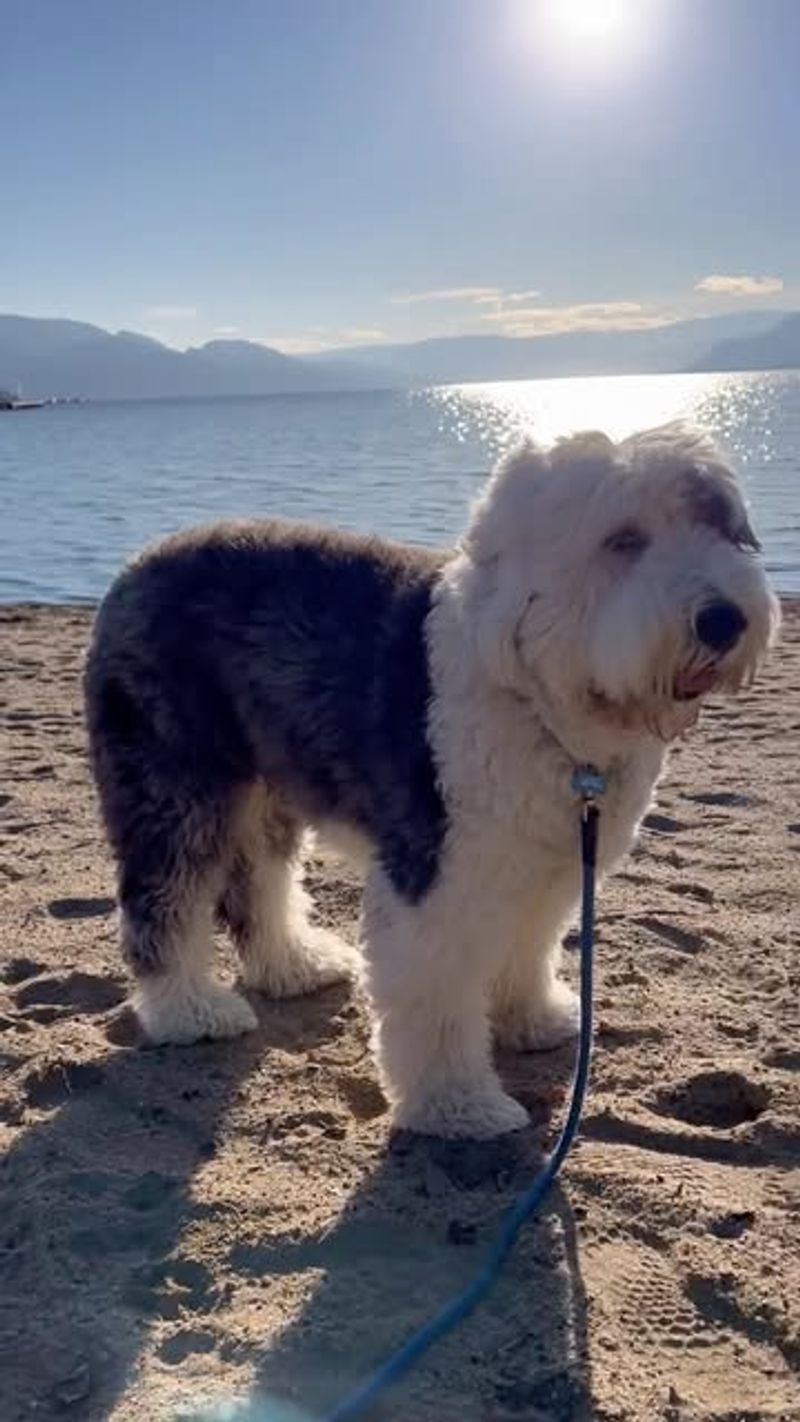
2;370;799;602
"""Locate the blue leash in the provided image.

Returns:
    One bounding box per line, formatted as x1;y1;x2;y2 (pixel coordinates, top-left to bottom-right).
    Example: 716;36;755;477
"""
320;772;604;1422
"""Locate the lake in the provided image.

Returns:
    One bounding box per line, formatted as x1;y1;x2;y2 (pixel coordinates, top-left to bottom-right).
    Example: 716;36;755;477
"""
1;369;798;601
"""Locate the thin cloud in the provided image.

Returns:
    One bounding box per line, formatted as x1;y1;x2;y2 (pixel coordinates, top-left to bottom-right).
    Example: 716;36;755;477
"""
391;286;503;306
338;327;388;343
255;335;328;355
143;304;198;321
256;327;388;356
694;274;784;297
391;285;542;309
213;324;240;337
472;289;541;307
480;301;678;337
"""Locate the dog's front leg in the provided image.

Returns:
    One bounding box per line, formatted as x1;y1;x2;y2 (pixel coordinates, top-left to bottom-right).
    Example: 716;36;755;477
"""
361;864;529;1139
491;870;581;1052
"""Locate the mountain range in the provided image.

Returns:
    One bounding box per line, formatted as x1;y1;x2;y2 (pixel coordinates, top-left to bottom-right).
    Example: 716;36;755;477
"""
0;315;390;401
1;309;798;402
689;313;800;373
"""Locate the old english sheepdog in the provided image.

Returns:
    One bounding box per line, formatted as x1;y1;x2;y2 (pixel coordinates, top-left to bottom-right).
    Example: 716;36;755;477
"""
85;424;779;1138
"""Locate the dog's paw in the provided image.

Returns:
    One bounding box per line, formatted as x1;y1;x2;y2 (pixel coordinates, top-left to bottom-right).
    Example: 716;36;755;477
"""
393;1084;529;1139
241;927;361;998
495;980;581;1052
135;979;258;1045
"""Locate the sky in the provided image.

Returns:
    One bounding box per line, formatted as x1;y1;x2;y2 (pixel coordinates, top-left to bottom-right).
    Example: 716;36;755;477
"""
2;0;798;354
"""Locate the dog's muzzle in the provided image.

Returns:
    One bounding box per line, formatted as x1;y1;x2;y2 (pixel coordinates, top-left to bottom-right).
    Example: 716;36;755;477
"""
672;600;748;702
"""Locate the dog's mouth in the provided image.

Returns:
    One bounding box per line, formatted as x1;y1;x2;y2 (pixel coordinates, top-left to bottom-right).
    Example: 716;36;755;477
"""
589;654;731;730
672;663;720;701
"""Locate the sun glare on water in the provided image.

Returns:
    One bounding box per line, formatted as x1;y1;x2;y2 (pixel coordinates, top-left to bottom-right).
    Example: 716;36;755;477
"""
427;373;746;451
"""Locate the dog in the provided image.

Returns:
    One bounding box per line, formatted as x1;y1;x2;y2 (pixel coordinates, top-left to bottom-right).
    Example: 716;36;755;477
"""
84;423;779;1138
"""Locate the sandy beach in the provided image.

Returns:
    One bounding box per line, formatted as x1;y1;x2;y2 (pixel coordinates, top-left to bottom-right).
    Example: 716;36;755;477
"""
1;602;798;1422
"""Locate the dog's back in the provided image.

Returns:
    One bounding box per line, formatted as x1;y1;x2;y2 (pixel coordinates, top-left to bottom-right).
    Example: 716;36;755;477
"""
85;518;449;895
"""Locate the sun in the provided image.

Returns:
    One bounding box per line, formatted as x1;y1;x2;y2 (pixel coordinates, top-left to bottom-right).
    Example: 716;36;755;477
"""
546;0;635;45
530;0;659;72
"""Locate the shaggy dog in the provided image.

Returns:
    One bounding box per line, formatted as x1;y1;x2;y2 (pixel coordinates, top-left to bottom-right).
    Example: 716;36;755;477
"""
85;424;779;1138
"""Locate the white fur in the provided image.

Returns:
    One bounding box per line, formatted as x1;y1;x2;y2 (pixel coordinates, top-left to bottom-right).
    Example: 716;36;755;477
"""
361;424;778;1137
128;895;259;1045
134;973;258;1046
236;857;361;996
133;835;359;1045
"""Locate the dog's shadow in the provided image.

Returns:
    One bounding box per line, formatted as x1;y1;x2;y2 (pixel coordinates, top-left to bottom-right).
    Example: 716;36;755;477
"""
0;983;350;1421
201;1044;593;1422
1;989;591;1422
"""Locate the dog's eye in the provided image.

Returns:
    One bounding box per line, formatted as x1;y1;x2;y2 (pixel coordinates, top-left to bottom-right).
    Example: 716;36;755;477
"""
604;526;649;557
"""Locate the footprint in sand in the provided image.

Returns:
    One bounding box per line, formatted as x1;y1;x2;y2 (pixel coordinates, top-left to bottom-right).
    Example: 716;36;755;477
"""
614;868;658;887
762;1045;800;1072
583;1244;717;1363
23;1059;105;1110
597;1021;666;1049
335;1070;388;1121
634;917;705;954
683;789;759;808
271;1106;350;1141
642;812;690;835
125;1256;220;1320
103;1007;140;1046
13;971;125;1016
47;895;116;920
683;1272;797;1374
157;1329;217;1366
653;1069;770;1130
665;881;714;904
707;1211;755;1239
0;956;47;985
0;863;26;884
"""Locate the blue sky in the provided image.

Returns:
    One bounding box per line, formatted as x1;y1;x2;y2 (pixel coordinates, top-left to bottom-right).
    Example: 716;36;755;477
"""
2;0;798;353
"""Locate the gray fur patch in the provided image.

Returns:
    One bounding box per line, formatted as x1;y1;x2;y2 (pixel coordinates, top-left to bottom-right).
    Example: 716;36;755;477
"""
85;520;450;957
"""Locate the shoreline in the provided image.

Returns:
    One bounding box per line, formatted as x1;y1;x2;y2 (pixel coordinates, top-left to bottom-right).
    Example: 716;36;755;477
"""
1;604;798;1421
3;594;800;613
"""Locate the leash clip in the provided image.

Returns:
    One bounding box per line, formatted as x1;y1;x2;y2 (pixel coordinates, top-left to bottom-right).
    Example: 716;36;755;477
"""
572;764;606;819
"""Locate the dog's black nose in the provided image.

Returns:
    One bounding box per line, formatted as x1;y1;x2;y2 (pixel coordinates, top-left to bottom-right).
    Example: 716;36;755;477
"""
695;600;748;653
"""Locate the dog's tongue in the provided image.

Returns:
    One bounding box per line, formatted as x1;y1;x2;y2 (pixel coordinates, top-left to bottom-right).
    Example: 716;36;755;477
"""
674;665;719;700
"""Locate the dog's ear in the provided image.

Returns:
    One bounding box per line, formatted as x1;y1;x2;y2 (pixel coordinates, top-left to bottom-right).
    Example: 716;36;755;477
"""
683;464;761;551
462;441;550;564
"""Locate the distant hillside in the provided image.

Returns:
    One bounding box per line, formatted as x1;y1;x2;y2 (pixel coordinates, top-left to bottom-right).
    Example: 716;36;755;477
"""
1;309;796;401
0;315;394;400
311;311;783;384
691;313;800;373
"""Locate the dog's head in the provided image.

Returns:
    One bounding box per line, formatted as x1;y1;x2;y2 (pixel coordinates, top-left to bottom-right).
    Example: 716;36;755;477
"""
461;423;780;740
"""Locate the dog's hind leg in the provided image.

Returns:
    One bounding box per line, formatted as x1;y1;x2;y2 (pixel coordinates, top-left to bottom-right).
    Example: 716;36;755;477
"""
117;787;258;1046
219;786;361;997
86;664;258;1045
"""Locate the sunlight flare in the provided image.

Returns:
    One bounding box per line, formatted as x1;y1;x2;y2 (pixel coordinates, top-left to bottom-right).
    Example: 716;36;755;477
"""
536;0;657;67
549;0;632;43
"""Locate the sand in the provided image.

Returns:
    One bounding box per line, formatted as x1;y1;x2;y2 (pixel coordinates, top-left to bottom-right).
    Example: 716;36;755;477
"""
1;603;798;1422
